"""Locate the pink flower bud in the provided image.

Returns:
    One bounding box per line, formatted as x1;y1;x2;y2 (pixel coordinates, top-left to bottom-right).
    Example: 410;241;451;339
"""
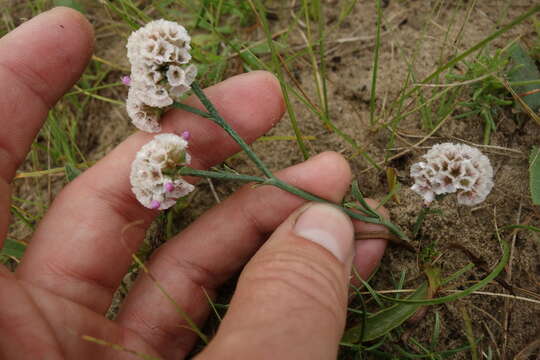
121;75;132;86
149;200;161;210
164;182;175;193
181;130;191;141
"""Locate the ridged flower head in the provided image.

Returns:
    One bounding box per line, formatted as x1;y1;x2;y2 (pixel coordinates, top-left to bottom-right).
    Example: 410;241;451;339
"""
126;20;197;133
410;143;494;206
130;133;195;210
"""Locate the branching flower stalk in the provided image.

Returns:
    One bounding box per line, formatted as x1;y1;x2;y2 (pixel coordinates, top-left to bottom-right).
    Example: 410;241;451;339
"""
173;82;410;243
124;19;408;243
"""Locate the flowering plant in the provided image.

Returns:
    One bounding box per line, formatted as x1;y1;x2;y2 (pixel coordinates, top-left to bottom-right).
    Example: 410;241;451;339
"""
125;20;197;132
410;143;494;206
123;20;495;247
130;133;194;210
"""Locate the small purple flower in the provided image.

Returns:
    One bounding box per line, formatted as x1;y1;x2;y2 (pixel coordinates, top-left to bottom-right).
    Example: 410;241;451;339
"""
181;130;191;141
149;200;161;210
121;75;132;86
164;182;175;193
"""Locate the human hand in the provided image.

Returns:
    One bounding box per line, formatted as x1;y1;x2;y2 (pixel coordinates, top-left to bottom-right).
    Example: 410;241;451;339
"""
0;8;388;360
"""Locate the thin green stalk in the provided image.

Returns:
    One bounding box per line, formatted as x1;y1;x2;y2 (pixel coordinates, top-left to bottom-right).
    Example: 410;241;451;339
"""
190;82;274;178
172;102;213;119
179;166;407;240
509;79;540;86
175;82;410;242
179;168;265;183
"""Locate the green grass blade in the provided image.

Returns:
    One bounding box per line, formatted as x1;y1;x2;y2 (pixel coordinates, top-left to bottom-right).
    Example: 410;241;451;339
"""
1;238;27;260
337;0;359;27
398;5;540;104
379;237;510;305
10;205;36;230
53;0;86;13
460;304;479;360
501;224;540;233
249;0;310;160
343;283;428;342
430;311;441;348
529;146;540;205
64;163;82;182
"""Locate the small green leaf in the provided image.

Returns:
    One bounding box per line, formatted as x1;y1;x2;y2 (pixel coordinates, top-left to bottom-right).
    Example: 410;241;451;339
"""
64;163;82;182
530;146;540;205
1;239;27;260
507;43;540;112
343;283;428;343
350;181;377;217
53;0;86;13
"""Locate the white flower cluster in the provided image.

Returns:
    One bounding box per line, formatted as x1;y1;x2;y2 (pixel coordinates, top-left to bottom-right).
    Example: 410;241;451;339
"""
130;134;195;210
410;143;494;206
126;20;197;132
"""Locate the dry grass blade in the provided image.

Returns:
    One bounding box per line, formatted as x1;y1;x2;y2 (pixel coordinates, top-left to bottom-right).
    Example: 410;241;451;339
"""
82;335;163;360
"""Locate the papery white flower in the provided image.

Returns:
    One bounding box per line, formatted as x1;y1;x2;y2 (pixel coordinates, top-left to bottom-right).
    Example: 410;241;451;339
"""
131;82;173;108
410;143;494;206
166;65;186;87
127;20;191;66
126;89;161;133
130;133;195;210
125;20;196;132
169;64;198;97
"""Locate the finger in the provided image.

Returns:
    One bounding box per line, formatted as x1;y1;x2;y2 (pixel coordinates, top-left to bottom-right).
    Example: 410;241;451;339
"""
0;267;63;360
116;152;352;359
16;71;285;314
0;7;94;239
0;7;94;181
351;199;389;282
353;238;387;280
1;267;161;360
198;203;355;360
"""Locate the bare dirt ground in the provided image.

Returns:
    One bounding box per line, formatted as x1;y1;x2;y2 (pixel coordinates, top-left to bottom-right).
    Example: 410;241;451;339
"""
7;0;540;358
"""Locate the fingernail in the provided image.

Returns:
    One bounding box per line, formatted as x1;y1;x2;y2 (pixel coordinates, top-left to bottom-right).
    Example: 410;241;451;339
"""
293;203;354;263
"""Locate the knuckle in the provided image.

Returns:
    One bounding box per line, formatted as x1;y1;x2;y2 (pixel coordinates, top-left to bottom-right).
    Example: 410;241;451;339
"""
245;250;347;323
158;251;221;290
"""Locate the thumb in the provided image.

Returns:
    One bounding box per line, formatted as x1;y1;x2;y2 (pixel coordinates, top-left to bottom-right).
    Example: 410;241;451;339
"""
198;203;354;360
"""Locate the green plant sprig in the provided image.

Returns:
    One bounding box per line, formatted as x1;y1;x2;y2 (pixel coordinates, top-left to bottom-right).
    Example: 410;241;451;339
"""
172;82;411;244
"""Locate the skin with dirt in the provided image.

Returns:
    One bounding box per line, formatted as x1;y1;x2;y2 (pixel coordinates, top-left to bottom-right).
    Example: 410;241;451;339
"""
6;0;540;358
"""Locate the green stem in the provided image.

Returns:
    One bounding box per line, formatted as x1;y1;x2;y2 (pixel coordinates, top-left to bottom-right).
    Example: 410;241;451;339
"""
175;83;411;243
180;167;409;241
189;82;274;178
172;102;212;119
179;167;265;183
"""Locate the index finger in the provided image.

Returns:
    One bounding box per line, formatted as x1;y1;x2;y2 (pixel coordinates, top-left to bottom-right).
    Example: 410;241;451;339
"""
0;7;94;182
0;7;94;240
